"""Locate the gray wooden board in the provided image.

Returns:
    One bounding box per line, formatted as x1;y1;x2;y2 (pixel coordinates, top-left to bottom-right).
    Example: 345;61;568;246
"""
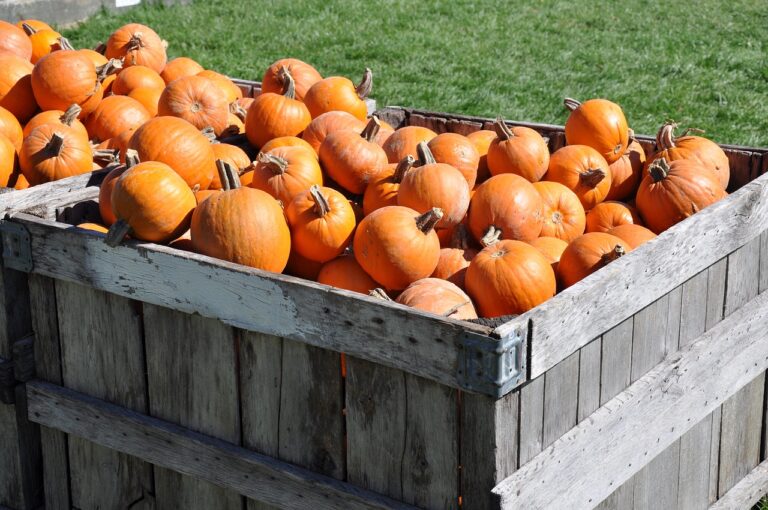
143;304;242;509
56;280;153;509
577;339;601;423
630;294;670;383
760;230;768;293
594;484;633;510
12;214;498;394
631;442;680;510
599;318;633;405
679;270;709;347
542;351;579;448
518;375;544;465
26;381;417;510
705;259;727;331
709;459;768;510
709;408;722;505
492;287;768;510
677;415;713;510
495;170;768;379
0;169;106;218
0;403;24;510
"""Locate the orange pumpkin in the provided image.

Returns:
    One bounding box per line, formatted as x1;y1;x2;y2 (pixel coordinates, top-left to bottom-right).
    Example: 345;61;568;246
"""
467;129;496;186
607;224;657;250
0;54;36;123
0;21;32;61
0;106;23;152
127;86;162;116
431;225;478;291
105;23;167;73
382;125;437;163
108;127;138;163
31;50;104;118
249;145;323;204
112;65;165;95
76;222;109;234
558;232;631;288
0;134;24;188
16;20;53;32
304;68;371;121
487;118;550;182
545;145;611;210
78;48;109;68
362;155;415;215
396;278;477;320
564;98;629;164
260;136;316;156
196;70;243;103
161;57;204;84
606;138;645;201
317;255;377;294
353;206;443;290
99;157;137;226
301;110;364;154
261;58;322;102
21;24;61;64
158;75;229;135
585;201;641;233
466;239;556;317
528;236;568;274
427;132;480;189
245;67;311;148
532;181;586;243
24;104;88;141
85;95;151;142
19;123;93;185
208;143;250;190
286;185;356;263
285;249;324;281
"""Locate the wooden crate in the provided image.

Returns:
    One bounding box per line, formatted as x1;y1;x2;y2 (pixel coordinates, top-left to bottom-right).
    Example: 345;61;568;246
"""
1;107;768;509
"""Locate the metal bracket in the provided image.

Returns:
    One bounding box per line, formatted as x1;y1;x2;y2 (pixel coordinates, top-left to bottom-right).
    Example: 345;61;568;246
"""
458;328;526;398
0;220;32;272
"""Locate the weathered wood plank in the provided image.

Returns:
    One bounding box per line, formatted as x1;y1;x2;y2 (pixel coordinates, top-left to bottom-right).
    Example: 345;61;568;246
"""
709;459;768;510
599;318;633;405
56;281;152;509
724;237;761;316
144;305;242;510
631;294;669;383
14;214;496;393
0;168;106;217
492;287;768;510
665;286;682;353
677;415;713;510
632;442;680;510
518;376;544;465
705;259;727;331
542;352;579;447
0;404;24;510
26;381;417;510
679;270;709;346
496;169;768;378
709;408;722;505
594;484;633;510
577;339;601;422
759;229;768;293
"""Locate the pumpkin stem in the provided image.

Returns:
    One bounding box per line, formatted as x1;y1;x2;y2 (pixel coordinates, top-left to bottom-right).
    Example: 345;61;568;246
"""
277;66;297;99
126;32;145;51
656;122;678;150
125;149;140;168
200;126;217;142
93;42;107;55
451;224;472;250
355;68;373;99
369;288;393;301
564;98;581;112
55;37;76;51
46;133;65;157
104;219;132;248
600;244;626;266
648;158;671;183
480;226;502;247
415;207;444;234
579;169;606;188
628;127;636;144
21;23;37;35
60;104;82;126
494;116;515;141
443;301;470;318
257;152;289;175
681;127;706;137
229;102;247;122
309;185;330;216
96;59;123;82
93;149;119;166
216;160;241;191
392;155;416;183
360;116;381;142
415;142;437;166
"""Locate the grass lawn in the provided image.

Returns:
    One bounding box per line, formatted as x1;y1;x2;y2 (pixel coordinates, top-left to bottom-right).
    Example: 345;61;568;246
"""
60;0;768;147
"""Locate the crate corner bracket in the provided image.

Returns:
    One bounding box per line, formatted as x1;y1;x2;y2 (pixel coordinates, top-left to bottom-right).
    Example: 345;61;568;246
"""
458;328;526;398
0;220;32;273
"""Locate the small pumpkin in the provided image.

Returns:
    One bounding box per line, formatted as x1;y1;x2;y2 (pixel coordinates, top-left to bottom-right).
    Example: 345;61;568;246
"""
161;57;204;84
636;158;726;234
16;19;53;32
585;201;642;233
362;155;415;215
208;143;250;190
85;95;151;142
396;278;477;320
19;123;93;185
532;181;586;243
427;132;480;189
558;232;631;288
78;48;109;68
285;249;324;281
105;23;167;73
0;54;36;123
317;255;378;294
353;206;443;290
301;110;364;154
245;67;311;148
467;129;496;186
304;68;372;121
319;115;389;194
0;21;32;61
0;133;24;188
564;97;629;164
99;151;139;226
196;70;243;103
21;24;61;64
24;104;88;141
431;225;478;291
545;145;611;210
158;75;229;135
607;224;657;250
528;236;568;274
249;145;323;204
127;86;162;116
0;106;23;152
31;50;110;118
487;117;550;182
112;65;165;95
260;136;316;156
261;58;322;102
606;137;645;201
466;239;556;317
382;125;437;163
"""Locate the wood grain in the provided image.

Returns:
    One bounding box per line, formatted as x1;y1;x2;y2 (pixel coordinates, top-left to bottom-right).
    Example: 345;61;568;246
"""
542;352;579;447
518;376;544;465
599;318;633;405
710;459;768;510
577;339;601;422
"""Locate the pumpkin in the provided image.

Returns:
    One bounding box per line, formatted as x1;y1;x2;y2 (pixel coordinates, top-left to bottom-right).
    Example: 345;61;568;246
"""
250;145;323;204
564;98;629;164
427;132;480;189
78;48;109;68
157;75;229;135
286;185;356;263
546;145;611;210
196;70;243;103
468;173;544;245
128;116;215;189
98;152;138;226
105;23;167;73
208;143;250;190
21;24;61;64
19;123;93;185
585;201;642;233
0;21;32;61
466;239;556;317
646;122;730;189
16;20;53;32
245;67;311;148
112;65;165;95
301;110;364;154
304;68;371;121
636;158;726;234
260;135;316;156
317;255;377;294
127;86;162;116
285;249;324;281
107;160;196;245
0;134;24;188
236;96;254;112
431;225;478;291
607;224;657;250
31;50;106;118
261;58;322;102
528;236;568;274
532;181;586;243
85;95;151;142
76;223;109;234
23;104;88;140
601;144;641;201
191;162;291;272
362;155;415;215
319;116;388;194
487;117;550;182
161;57;204;84
558;232;631;288
353;206;443;290
397;142;470;229
108;127;138;163
372;121;394;147
467;129;496;186
0;54;36;123
396;278;477;320
382;125;437;163
0;106;23;152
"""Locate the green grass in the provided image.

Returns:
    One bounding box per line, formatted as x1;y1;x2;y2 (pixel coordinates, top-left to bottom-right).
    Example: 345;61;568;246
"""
61;0;768;146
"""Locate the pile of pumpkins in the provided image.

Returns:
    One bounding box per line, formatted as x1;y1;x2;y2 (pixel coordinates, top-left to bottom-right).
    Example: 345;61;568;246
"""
0;20;730;320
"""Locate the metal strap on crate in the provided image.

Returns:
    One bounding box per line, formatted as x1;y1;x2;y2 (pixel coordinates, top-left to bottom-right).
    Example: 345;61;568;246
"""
458;327;526;397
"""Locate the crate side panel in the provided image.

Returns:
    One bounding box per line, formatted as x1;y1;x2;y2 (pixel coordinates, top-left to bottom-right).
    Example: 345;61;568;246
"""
542;351;579;448
631;442;681;510
577;339;601;422
599;318;633;405
518;375;544;465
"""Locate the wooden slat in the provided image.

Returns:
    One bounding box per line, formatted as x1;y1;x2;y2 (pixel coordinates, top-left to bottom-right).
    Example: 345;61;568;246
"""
0;168;106;217
705;258;727;504
56;281;152;509
496;170;768;379
599;318;633;405
577;339;601;422
630;295;670;383
492;286;768;510
517;376;544;465
14;214;495;393
542;352;579;447
632;443;680;510
144;305;242;509
26;381;416;510
595;485;633;510
709;459;768;510
759;230;768;293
